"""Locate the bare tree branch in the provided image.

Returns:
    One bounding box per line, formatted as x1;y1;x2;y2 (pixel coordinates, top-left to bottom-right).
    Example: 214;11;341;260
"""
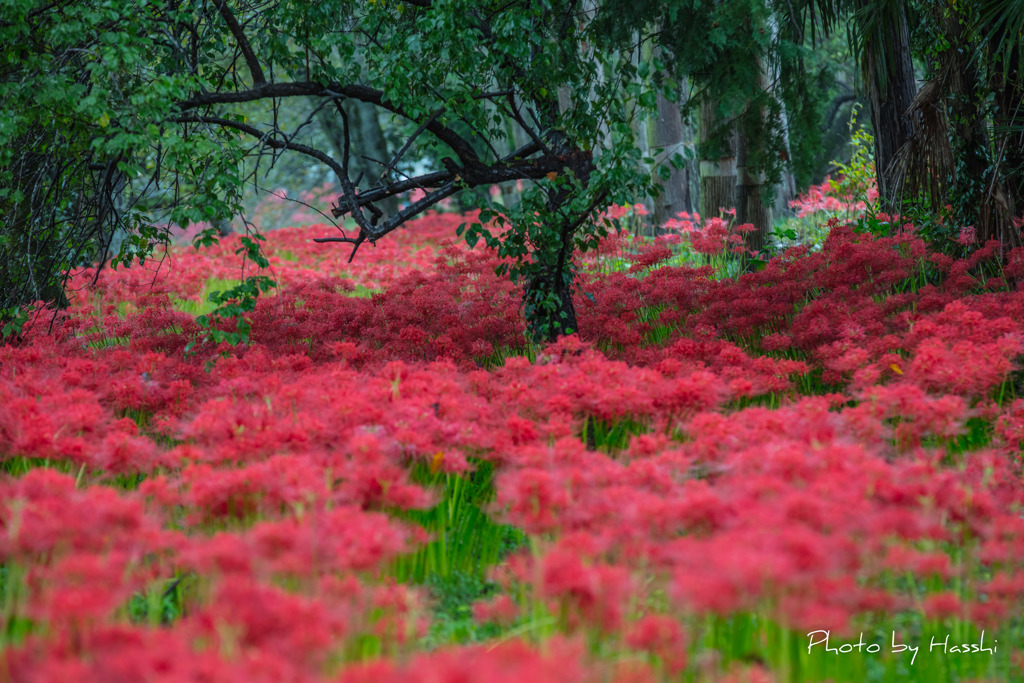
317;180;461;248
312;232;368;263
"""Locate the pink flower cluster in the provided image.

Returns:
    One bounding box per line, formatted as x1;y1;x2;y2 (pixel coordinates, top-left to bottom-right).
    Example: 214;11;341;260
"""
788;177;875;218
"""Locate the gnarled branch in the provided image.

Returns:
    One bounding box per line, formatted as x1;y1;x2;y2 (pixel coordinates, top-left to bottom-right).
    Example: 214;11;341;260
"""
178;81;481;165
214;0;265;85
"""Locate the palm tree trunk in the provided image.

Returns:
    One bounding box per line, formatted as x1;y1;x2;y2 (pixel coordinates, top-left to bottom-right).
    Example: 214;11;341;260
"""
988;38;1024;247
942;10;997;242
860;0;917;213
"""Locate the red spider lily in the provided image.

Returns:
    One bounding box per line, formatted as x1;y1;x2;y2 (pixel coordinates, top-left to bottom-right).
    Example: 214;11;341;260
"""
10;204;1024;680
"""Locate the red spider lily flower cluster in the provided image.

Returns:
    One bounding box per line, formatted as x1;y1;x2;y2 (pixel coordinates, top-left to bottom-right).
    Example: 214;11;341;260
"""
5;203;1024;679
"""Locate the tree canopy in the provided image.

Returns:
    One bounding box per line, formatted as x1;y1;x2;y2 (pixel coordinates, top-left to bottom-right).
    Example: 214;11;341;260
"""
1;0;661;340
2;0;1023;341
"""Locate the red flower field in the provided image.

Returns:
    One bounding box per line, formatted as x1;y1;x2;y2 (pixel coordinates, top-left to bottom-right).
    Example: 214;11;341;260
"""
4;203;1024;682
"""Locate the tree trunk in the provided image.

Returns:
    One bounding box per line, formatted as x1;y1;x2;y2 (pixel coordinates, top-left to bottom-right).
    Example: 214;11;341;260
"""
524;146;594;342
735;22;774;256
626;41;656;234
524;66;592;342
939;9;996;242
987;38;1024;249
860;0;917;213
773;111;798;218
522;1;597;342
698;96;737;222
736;133;771;256
768;16;796;217
650;83;694;231
528;124;591;344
